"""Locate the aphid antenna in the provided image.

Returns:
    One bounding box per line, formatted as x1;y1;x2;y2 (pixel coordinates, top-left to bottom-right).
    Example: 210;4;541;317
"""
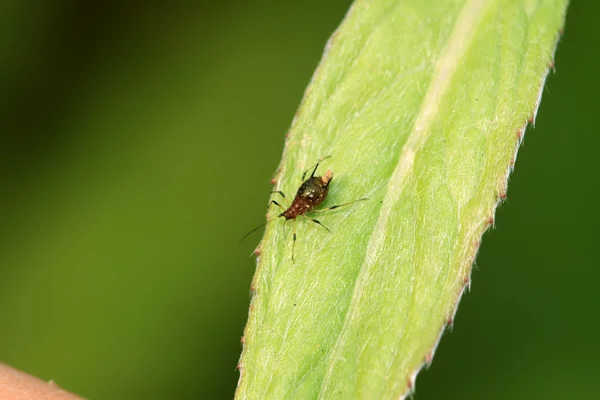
239;214;283;244
301;155;332;181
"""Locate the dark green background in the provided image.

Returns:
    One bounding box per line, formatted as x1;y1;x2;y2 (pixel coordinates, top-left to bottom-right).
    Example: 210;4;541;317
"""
0;1;596;399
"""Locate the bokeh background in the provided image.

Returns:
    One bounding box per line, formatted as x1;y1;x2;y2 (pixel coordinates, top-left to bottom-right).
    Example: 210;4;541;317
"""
0;1;596;399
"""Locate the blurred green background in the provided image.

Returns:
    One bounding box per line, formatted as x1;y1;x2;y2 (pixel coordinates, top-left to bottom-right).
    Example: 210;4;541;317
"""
0;1;596;399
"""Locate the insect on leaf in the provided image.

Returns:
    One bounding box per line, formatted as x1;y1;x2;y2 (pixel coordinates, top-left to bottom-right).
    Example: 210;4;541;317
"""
237;0;568;398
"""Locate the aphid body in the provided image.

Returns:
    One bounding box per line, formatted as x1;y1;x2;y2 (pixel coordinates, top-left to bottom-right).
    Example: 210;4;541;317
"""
281;169;332;220
241;158;366;262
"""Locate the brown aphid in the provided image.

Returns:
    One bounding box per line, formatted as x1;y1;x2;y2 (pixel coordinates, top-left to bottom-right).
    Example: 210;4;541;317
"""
240;157;367;262
280;168;333;220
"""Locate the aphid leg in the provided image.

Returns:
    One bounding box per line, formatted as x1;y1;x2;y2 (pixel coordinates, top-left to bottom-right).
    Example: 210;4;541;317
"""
301;215;330;233
302;163;320;181
270;191;289;205
268;200;286;212
292;218;297;263
239;214;282;243
311;198;369;213
301;155;332;181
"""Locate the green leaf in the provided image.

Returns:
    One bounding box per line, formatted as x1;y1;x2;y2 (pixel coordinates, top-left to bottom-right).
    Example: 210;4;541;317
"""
237;0;568;398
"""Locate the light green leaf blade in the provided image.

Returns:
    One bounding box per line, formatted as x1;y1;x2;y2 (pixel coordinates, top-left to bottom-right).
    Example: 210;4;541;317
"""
237;0;568;399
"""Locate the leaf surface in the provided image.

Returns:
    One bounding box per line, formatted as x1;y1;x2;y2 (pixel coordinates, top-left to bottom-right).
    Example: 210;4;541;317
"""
237;0;568;398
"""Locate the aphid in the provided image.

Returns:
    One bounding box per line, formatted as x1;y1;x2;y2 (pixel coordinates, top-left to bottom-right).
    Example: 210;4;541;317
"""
241;157;367;262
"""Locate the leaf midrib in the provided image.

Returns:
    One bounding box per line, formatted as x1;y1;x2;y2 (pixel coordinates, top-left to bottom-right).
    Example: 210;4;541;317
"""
317;0;490;397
